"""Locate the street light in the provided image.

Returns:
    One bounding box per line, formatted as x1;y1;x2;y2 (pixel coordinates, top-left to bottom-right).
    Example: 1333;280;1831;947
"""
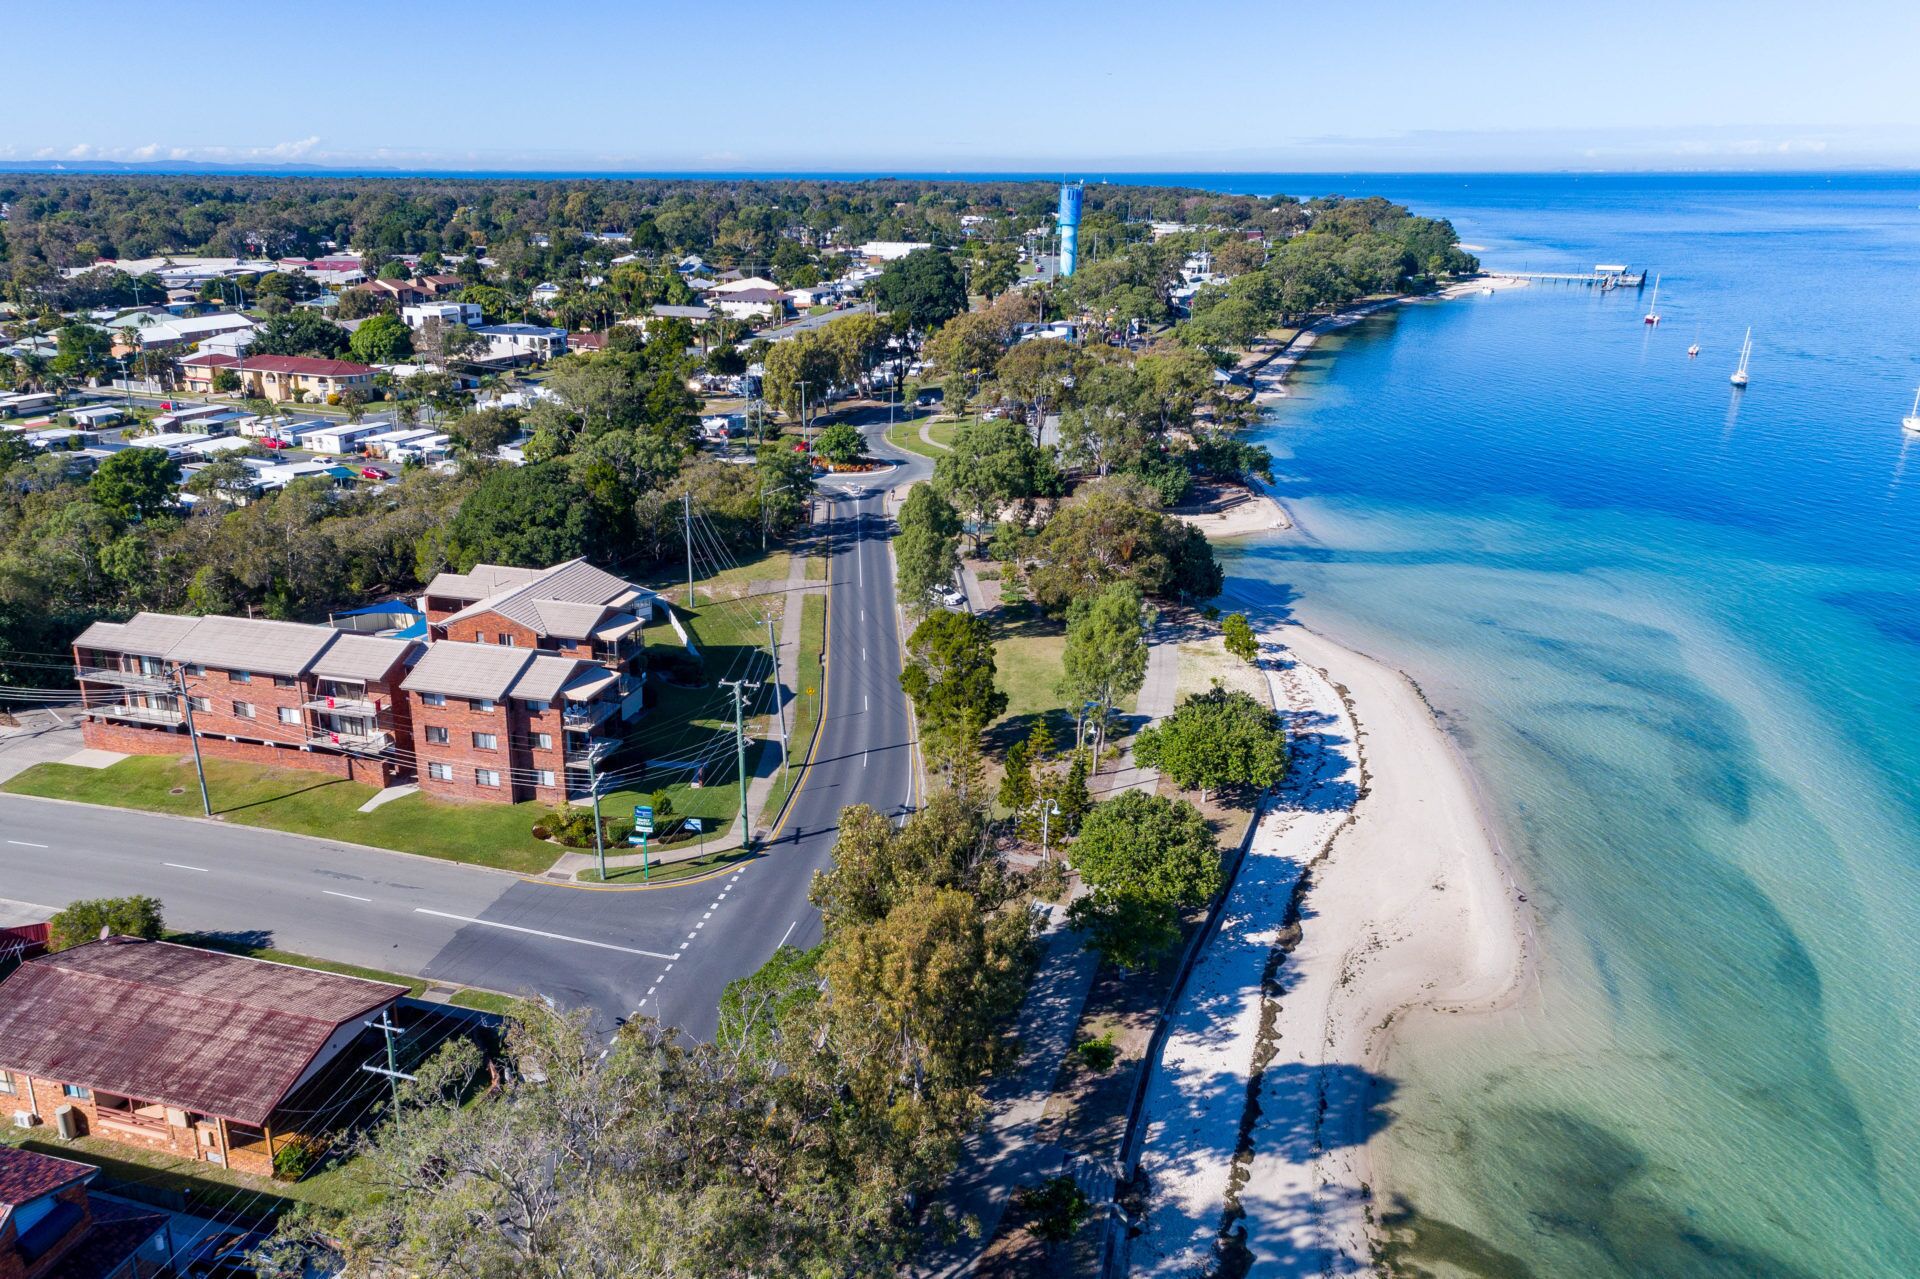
1037;798;1061;861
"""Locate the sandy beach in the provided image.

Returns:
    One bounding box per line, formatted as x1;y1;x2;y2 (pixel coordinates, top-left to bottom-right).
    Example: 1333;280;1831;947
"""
1131;280;1533;1276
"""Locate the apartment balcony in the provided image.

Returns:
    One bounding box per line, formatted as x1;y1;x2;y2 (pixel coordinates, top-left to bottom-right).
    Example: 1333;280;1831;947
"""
307;727;393;755
83;701;184;727
74;665;174;693
562;699;617;728
563;734;619;763
303;695;379;715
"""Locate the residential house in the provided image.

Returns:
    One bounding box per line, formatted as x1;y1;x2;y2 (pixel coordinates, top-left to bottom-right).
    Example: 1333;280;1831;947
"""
401;301;483;330
177;353;375;404
709;288;788;322
642;303;713;327
71;613;418;785
705;276;781;298
400;642;623;802
0;937;405;1180
417;275;465;298
471;323;567;363
363;277;428;306
0;1146;171;1279
858;240;932;262
528;282;562;306
103;311;255;356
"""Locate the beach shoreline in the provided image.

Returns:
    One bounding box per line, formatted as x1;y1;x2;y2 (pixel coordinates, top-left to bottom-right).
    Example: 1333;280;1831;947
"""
1131;278;1536;1276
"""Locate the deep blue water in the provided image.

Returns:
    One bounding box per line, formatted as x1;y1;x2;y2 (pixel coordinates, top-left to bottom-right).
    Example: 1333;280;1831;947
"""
1218;173;1920;1276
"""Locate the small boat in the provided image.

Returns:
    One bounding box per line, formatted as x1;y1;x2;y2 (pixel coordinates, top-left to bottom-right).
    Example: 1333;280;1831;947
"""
1643;274;1661;325
1903;386;1920;435
1481;285;1494;295
1730;328;1752;387
1687;327;1701;358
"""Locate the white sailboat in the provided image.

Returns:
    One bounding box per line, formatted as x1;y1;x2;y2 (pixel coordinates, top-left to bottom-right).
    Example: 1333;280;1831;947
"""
1687;327;1701;358
1643;274;1661;325
1730;328;1752;387
1902;386;1920;435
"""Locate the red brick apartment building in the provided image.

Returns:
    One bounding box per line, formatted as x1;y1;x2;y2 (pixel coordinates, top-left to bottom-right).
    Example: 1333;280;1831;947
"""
0;1146;170;1279
0;938;405;1182
68;558;661;804
72;614;417;786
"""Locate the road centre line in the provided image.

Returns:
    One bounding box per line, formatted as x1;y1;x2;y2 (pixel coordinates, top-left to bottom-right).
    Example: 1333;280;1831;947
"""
162;862;208;872
323;890;373;902
412;908;680;959
6;840;49;849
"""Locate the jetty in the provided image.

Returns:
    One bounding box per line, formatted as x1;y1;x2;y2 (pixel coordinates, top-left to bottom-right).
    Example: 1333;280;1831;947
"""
1498;264;1647;288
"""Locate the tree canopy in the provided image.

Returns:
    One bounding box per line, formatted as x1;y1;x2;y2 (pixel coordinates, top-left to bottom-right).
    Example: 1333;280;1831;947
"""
1067;789;1221;967
1133;685;1289;802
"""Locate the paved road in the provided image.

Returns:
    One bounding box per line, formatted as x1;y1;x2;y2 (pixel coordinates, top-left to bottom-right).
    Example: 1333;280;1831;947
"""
642;405;931;1037
0;403;934;1043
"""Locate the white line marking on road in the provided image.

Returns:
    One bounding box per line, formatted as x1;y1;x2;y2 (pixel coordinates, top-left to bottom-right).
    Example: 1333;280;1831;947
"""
6;840;48;849
322;890;372;902
778;920;798;948
664;963;673;971
687;931;698;940
864;749;869;767
162;862;208;872
702;911;712;920
411;909;678;959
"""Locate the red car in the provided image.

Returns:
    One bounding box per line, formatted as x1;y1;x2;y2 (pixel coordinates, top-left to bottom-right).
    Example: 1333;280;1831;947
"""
360;466;391;480
261;437;291;450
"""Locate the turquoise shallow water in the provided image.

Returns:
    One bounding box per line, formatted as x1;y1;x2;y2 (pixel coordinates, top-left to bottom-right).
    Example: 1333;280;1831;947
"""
1218;174;1920;1276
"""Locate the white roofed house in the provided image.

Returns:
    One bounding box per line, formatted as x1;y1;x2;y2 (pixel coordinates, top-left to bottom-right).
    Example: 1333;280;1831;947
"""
471;324;568;364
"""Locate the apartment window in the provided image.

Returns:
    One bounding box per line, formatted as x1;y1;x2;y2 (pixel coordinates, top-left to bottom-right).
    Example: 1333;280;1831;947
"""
188;696;211;713
425;725;449;745
0;1070;14;1095
536;769;556;787
471;732;497;750
427;762;453;782
232;701;255;719
274;675;298;689
525;700;549;715
422;692;446;707
184;663;206;677
469;698;495;713
229;669;251;684
475;768;501;788
62;1084;90;1099
278;707;300;725
531;732;552;750
500;633;516;647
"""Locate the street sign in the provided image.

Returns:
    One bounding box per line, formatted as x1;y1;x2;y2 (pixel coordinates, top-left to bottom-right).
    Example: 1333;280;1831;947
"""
628;833;645;846
634;804;654;835
685;817;703;833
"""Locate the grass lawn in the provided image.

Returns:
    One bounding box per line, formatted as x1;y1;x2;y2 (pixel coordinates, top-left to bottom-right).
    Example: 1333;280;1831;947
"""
883;419;945;460
577;844;756;885
2;756;559;873
759;593;827;824
0;1127;361;1219
638;546;789;607
989;613;1071;747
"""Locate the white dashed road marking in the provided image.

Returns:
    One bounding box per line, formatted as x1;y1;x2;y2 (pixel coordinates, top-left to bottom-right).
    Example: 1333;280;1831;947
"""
412;909;680;959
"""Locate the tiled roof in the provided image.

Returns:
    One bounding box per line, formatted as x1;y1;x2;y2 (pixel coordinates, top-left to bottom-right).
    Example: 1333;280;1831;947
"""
439;559;652;639
179;353;371;377
76;612;419;681
423;564;548;602
400;642;597;703
0;938;404;1127
43;1195;169;1279
0;1146;94;1207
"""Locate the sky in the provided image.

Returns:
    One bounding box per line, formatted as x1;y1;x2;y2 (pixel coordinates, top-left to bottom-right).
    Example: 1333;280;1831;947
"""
7;0;1920;172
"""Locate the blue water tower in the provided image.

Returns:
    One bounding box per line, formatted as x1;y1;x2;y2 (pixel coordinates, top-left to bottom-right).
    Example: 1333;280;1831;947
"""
1057;182;1084;278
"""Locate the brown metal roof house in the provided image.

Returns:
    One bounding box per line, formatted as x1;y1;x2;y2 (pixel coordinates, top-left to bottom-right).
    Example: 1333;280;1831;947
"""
0;1146;169;1279
0;939;405;1179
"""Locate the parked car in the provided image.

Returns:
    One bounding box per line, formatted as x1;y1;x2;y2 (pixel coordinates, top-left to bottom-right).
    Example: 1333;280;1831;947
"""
359;465;391;480
187;1230;270;1277
929;584;966;611
260;437;291;449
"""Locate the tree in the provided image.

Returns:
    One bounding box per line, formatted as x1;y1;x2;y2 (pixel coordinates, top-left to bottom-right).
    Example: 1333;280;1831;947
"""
1059;581;1150;757
1222;612;1259;664
894;485;961;617
247;309;350;359
347;312;413;364
1015;1175;1091;1250
1133;685;1289;802
211;367;241;393
89;447;180;521
968;243;1021;300
900;610;1006;742
1027;481;1220;611
1067;789;1220;967
445;407;522;462
814;421;864;465
761;330;839;420
932;418;1056;553
48;895;165;951
872;249;968;333
443;462;606;569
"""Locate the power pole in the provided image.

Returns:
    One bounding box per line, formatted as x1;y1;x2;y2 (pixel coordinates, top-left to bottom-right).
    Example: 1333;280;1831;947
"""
683;490;695;608
718;678;760;850
361;1010;415;1118
760;612;787;756
173;663;211;817
587;749;606;882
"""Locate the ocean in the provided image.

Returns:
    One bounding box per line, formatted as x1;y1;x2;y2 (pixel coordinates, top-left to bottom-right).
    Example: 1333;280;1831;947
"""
1217;173;1920;1276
